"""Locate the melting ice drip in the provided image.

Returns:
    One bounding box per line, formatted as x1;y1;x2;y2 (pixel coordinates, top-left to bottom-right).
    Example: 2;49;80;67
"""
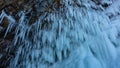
0;0;117;68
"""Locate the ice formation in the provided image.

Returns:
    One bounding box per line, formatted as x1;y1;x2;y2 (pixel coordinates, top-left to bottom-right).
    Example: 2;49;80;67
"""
0;0;120;68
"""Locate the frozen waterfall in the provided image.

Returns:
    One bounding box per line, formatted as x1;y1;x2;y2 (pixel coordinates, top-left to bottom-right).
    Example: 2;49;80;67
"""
0;0;119;68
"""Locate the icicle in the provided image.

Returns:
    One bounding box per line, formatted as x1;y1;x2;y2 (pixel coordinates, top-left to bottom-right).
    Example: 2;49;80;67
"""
7;0;118;68
0;10;6;24
4;15;16;38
